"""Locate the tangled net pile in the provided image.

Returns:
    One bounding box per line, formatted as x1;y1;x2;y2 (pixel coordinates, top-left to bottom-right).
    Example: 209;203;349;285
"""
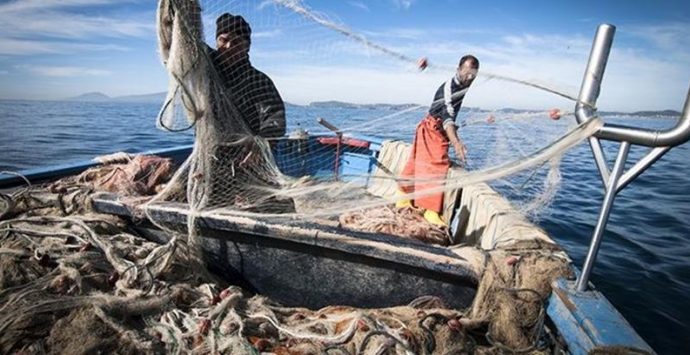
0;183;572;354
0;0;605;353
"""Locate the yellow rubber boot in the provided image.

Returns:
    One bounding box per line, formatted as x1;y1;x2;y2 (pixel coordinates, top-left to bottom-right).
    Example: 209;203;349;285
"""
423;209;446;226
395;189;412;208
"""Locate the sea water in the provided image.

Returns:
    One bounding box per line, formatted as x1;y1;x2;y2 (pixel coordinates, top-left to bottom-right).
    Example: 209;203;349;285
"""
1;99;688;354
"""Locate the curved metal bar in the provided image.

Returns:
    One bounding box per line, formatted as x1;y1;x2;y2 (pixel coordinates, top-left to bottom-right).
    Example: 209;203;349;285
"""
574;24;690;148
597;86;690;147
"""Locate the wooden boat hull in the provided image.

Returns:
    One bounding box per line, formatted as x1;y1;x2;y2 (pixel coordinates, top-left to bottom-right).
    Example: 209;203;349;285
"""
94;193;479;309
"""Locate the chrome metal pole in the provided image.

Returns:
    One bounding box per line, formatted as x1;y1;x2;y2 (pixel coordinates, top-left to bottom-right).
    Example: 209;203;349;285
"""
616;146;670;193
576;24;616;109
574;24;616;186
576;141;631;291
589;137;610;187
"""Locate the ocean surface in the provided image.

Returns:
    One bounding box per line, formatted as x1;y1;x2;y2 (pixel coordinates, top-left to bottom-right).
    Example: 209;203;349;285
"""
1;99;689;354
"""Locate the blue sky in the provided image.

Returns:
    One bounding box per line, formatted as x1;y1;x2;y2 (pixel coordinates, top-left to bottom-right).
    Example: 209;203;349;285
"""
0;0;688;111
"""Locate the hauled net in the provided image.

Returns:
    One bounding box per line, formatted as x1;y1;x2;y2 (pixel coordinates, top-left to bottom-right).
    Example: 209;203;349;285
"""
0;0;605;353
151;0;598;226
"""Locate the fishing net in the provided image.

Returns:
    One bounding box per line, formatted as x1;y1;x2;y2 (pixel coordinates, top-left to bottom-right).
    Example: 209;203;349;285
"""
0;0;609;353
150;0;599;231
0;190;572;354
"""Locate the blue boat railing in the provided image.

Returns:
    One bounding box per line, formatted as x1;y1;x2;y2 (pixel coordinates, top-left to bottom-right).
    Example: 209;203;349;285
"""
0;132;385;190
0;145;194;189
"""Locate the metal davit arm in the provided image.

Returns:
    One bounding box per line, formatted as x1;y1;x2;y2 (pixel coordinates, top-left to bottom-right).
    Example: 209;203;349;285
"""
572;23;690;291
598;87;690;147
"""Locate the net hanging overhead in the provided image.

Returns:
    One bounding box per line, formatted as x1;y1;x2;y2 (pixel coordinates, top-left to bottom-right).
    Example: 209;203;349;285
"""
152;0;599;232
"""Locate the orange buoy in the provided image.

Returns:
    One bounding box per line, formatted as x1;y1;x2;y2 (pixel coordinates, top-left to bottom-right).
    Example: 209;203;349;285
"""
417;57;428;71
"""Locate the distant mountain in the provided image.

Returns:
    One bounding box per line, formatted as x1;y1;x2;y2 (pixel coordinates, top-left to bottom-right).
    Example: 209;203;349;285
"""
495;107;534;114
61;93;682;118
599;109;681;118
65;92;111;102
630;110;681;118
112;92;167;103
64;91;167;103
308;101;363;109
284;102;303;110
307;100;424;111
306;101;493;113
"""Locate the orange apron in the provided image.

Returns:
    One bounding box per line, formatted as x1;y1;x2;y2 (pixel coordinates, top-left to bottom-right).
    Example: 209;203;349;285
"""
399;114;450;213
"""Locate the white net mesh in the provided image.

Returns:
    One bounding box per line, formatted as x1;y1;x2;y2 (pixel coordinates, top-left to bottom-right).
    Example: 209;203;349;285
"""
150;0;599;249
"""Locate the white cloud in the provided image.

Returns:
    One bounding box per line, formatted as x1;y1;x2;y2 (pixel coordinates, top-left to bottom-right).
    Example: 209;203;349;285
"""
0;0;152;56
364;28;428;41
271;65;441;106
262;27;688;111
0;0;144;56
257;0;277;11
364;27;493;42
253;29;283;39
391;0;415;10
0;0;121;13
0;38;128;55
348;1;370;12
623;22;690;62
272;64;572;111
0;70;8;75
19;65;111;77
0;11;153;40
474;30;689;111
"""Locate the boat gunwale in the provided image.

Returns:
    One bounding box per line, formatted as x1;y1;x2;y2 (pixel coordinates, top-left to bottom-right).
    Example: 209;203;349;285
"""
92;191;482;284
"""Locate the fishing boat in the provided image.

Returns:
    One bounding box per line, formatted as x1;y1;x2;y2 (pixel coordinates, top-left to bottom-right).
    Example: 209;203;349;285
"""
2;24;687;354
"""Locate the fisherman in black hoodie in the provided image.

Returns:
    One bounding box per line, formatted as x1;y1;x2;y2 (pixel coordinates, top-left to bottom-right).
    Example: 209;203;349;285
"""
210;13;286;139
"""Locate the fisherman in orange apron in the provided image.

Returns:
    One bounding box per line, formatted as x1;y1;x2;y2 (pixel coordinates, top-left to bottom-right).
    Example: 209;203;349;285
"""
397;55;479;226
